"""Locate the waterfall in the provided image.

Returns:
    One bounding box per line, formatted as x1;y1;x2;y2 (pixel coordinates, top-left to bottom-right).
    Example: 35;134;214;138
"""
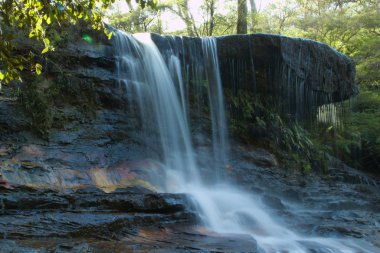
114;32;199;189
202;37;229;178
114;31;376;253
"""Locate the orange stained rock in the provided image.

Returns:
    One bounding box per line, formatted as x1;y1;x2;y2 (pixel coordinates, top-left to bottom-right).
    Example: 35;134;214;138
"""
0;147;8;156
137;227;169;239
0;173;14;189
88;165;157;193
21;145;44;156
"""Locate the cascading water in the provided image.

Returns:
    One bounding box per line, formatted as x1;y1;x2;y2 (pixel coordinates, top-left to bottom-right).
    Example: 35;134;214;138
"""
114;31;377;253
202;37;229;177
114;32;200;190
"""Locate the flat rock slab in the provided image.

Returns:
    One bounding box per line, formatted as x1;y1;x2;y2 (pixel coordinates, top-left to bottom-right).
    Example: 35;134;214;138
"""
0;226;257;253
119;226;257;253
0;187;257;252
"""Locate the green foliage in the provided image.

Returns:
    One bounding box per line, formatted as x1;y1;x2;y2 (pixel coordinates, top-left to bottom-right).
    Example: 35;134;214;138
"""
260;0;379;89
19;77;54;135
18;71;98;136
106;0;378;88
246;0;380;173
317;89;380;172
226;90;260;133
0;0;157;84
280;122;328;173
108;5;163;33
225;89;328;172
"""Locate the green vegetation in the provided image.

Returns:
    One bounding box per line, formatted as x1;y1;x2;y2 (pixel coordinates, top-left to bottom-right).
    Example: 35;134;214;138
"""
226;86;380;173
19;73;98;136
315;89;380;173
226;90;328;173
0;0;157;84
108;5;163;34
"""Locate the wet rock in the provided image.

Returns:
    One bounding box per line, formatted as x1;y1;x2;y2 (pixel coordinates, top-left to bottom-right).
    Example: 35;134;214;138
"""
0;173;14;190
0;29;376;253
0;153;163;192
2;227;258;253
0;185;258;252
230;143;380;248
49;132;80;145
281;189;301;202
261;195;286;210
217;34;355;105
0;240;45;253
327;158;380;186
151;33;355;122
1;189;69;210
51;242;90;253
326;200;365;211
126;226;258;253
242;148;278;168
0;98;29;133
0;186;198;239
315;225;364;238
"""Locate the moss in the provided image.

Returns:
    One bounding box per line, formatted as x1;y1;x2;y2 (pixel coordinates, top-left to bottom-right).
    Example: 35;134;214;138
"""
19;77;54;136
19;72;98;137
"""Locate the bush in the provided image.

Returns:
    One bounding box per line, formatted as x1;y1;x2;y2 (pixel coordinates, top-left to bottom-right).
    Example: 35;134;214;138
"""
225;89;328;173
333;89;380;173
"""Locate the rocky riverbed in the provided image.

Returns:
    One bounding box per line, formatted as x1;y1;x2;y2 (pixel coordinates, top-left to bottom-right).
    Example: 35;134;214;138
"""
230;145;380;250
1;142;379;252
0;185;257;253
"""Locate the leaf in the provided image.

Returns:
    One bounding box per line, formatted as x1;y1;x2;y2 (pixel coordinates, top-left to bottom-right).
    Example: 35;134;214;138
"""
35;63;42;75
107;31;113;40
41;47;49;54
43;38;50;46
0;72;4;80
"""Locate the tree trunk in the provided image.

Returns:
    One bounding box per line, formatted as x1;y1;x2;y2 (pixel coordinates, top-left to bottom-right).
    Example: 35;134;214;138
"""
177;0;199;37
249;0;257;33
208;0;216;36
237;0;248;34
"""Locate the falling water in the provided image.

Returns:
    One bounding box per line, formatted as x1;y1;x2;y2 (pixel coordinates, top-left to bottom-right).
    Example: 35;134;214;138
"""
114;31;377;253
114;32;199;188
202;37;229;177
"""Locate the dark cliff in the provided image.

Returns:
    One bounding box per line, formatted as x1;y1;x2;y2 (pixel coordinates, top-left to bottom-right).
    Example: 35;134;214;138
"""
0;31;356;189
40;32;356;116
151;33;356;119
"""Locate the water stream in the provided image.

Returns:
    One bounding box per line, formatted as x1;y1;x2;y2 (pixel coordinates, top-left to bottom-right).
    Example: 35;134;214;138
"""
114;31;377;253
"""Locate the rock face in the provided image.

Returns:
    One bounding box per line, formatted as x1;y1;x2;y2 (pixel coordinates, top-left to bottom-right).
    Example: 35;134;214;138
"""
0;31;357;191
38;32;356;118
151;33;356;118
0;30;362;252
0;31;355;179
230;144;380;248
0;186;258;253
216;34;356;99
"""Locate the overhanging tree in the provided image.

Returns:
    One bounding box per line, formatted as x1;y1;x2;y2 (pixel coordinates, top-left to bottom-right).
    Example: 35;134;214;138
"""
0;0;156;85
